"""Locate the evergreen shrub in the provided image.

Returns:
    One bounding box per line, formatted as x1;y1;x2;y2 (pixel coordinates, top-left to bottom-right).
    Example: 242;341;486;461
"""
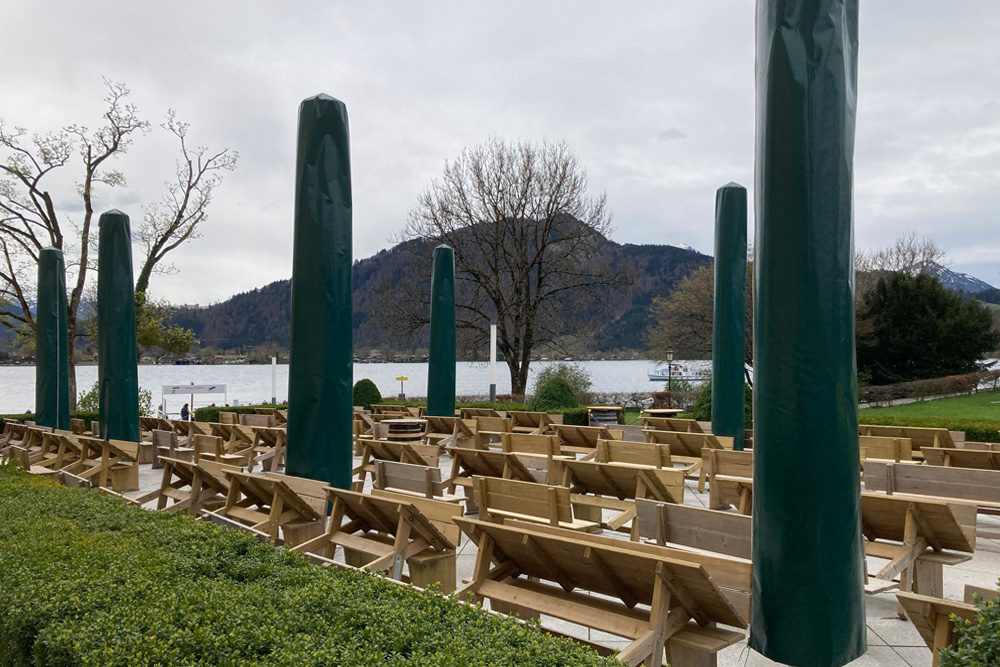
0;466;617;666
939;581;1000;666
352;379;383;411
689;382;753;429
529;377;577;413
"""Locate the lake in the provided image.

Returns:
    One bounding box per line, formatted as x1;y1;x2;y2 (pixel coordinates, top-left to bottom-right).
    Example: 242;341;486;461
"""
0;359;710;416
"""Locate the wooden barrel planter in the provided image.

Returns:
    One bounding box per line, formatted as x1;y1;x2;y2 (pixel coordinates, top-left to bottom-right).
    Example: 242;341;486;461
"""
383;419;427;443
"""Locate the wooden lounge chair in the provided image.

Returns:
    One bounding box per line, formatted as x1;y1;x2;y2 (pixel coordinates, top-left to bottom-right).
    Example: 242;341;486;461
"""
634;498;752;560
215;471;327;546
558;459;685;535
292;487;460;591
374;459;462;504
472;476;600;532
456;518;748;667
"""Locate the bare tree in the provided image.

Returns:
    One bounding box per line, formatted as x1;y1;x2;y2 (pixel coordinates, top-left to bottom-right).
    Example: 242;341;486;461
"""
134;110;238;295
397;138;630;396
645;262;754;384
856;231;947;297
0;80;235;406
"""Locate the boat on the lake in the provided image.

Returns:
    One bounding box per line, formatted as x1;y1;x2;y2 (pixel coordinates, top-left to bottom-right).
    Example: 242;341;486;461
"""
648;364;712;383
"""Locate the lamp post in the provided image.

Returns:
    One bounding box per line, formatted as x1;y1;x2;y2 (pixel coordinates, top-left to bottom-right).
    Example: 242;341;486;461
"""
666;349;674;408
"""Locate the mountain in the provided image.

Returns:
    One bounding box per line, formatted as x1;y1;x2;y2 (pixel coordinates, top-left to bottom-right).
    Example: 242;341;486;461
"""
170;237;711;355
926;264;995;294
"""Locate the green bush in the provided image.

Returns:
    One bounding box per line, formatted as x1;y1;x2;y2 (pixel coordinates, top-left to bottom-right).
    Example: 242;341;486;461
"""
556;406;590;426
194;404;285;424
0;466;616;666
78;380;154;417
689;382;753;429
939;580;1000;666
531;363;593;404
353;379;383;411
0;410;100;429
529;378;578;413
857;415;1000;443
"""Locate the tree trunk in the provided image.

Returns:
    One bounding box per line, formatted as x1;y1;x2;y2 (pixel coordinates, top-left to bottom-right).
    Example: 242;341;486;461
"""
67;329;78;411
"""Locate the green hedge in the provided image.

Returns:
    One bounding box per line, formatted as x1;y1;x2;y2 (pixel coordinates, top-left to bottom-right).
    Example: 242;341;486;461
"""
858;415;1000;443
0;466;616;666
0;410;100;429
194;404;285;423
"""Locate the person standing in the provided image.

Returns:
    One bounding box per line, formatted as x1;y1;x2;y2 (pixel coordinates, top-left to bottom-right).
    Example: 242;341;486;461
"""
180;403;190;421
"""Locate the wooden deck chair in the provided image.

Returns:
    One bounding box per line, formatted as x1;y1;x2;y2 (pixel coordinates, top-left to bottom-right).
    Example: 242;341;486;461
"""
456;518;748;667
472;476;600;532
703;449;754;513
509;411;555;434
292;487;459;591
859;435;913;462
374;459;462;503
216;471;325;546
634;499;752;559
641;416;704;433
559;459;685;535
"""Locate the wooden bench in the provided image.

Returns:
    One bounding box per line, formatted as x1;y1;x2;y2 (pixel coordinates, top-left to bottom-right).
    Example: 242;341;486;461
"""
151;429;194;469
510;411;555;434
461;407;502;419
861;492;977;612
864;460;1000;518
216;471;327;546
248;426;287;472
641;417;705;433
859;435;913;462
72;436;140;492
239;413;276;428
558;459;685;536
155;457;239;515
371;404;414;416
551;424;623;454
922;446;1000;470
374;459;462;504
292;487;460;592
219;411;239;425
861;424;955;449
500;432;564;457
634;499;752;560
646;431;733;489
422;415;478;448
353;439;443;491
473;416;511;447
703;448;753;514
473;476;600;532
896;591;979;667
596;439;674;469
456;518;748;667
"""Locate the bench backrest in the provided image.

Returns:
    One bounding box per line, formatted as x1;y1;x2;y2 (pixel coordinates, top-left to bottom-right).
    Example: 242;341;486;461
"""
596;439;672;468
645;430;731;456
474;416;511;433
703;448;753;478
860;424;954;448
192;434;224;462
641;417;704;433
374;459;446;499
921;446;1000;470
561;459;685;504
859;435;913;462
369;489;463;544
219;411;239;424
461;407;501;419
864;460;1000;506
473;476;574;526
262;471;330;516
499;432;562;457
239;413;275;428
551;424;621;448
635;498;752;559
860;492;977;552
509;411;553;429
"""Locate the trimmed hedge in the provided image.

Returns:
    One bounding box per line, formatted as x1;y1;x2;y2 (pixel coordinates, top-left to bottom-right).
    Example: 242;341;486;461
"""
0;410;100;429
353;379;382;412
194;404;285;423
0;466;617;666
858;415;1000;443
860;369;1000;406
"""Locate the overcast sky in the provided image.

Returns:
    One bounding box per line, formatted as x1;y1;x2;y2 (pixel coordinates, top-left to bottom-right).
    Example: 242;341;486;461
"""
3;1;998;305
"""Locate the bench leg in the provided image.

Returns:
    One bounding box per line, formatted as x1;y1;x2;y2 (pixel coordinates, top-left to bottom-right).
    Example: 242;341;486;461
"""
407;550;456;594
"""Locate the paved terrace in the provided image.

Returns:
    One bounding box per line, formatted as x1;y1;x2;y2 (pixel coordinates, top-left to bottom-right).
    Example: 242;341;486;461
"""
123;441;999;667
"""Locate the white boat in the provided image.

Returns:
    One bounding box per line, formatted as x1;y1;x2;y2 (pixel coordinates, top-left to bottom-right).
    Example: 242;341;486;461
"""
648;364;712;382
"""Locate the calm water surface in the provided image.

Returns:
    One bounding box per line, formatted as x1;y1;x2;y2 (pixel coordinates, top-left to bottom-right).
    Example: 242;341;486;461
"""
0;359;709;415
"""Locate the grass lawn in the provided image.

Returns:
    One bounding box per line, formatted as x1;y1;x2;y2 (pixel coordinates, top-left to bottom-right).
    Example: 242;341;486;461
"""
860;389;1000;421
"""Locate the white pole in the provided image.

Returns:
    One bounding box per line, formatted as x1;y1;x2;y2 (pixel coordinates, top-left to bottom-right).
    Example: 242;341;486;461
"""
271;356;277;404
489;322;497;402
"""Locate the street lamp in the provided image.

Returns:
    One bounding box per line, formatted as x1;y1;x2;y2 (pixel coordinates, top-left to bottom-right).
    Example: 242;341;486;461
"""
666;349;674;408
